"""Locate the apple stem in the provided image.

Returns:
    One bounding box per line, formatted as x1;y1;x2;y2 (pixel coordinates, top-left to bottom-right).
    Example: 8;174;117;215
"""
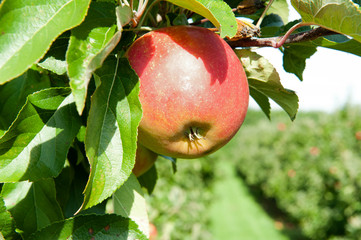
188;127;203;142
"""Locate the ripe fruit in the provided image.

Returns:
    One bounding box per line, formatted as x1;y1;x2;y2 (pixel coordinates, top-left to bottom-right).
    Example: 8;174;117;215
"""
127;26;249;158
132;143;158;177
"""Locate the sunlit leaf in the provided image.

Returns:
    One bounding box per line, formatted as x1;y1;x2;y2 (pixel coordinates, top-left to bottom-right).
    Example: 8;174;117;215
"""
80;57;142;211
28;214;147;240
236;49;299;120
113;174;149;237
67;1;124;114
0;196;19;240
38;57;67;75
291;0;361;42
0;0;92;84
116;1;133;27
0;88;81;182
2;180;63;238
165;0;237;38
37;32;70;75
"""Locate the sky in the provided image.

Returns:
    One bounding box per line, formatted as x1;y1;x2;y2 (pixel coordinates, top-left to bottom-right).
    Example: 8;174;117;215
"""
248;2;361;112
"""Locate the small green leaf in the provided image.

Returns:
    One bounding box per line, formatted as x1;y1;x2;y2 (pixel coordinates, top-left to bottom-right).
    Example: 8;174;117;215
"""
138;165;158;195
1;180;63;239
28;214;147;240
236;49;299;120
268;0;289;24
0;0;92;84
80;57;142;211
0;196;19;240
37;32;70;75
249;87;271;120
261;14;284;28
0;88;81;182
67;1;123;114
113;174;149;237
165;0;237;38
283;44;317;81
38;57;67;75
291;0;361;42
116;2;133;27
0;69;51;131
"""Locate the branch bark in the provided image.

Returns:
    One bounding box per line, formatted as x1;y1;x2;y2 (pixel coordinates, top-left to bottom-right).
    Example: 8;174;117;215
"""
227;27;338;48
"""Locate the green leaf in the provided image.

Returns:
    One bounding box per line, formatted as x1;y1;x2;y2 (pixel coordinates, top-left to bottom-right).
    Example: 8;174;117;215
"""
0;69;51;132
116;2;133;27
1;180;63;238
236;49;299;120
283;44;317;80
0;88;81;182
37;32;70;75
38;57;67;76
113;174;149;237
295;35;361;57
138;165;158;195
28;214;147;240
56;166;86;218
165;0;237;38
67;1;124;114
268;0;289;24
55;160;108;218
0;0;92;84
249;87;271;120
291;0;361;42
54;165;75;216
80;57;142;211
0;196;19;240
260;13;284;28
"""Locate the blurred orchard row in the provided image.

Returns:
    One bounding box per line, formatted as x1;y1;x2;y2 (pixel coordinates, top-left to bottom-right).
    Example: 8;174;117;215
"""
145;106;361;240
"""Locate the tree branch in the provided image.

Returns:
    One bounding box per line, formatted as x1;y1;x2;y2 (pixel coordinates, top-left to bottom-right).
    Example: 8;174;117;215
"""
227;27;338;48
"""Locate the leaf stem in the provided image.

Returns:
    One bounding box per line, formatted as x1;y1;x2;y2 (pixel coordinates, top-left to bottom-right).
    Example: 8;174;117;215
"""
130;0;149;27
256;0;275;28
123;26;155;32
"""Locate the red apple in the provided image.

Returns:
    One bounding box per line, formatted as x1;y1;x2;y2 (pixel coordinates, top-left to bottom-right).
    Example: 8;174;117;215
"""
132;143;158;177
127;25;249;158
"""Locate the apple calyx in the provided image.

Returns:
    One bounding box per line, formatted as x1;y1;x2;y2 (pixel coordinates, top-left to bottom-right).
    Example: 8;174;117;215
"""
185;127;204;142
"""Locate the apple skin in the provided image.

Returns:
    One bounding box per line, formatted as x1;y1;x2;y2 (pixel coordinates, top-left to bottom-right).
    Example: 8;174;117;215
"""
132;143;158;177
127;25;249;158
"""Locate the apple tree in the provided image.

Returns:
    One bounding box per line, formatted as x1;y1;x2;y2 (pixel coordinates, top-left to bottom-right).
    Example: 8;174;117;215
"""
0;0;360;239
